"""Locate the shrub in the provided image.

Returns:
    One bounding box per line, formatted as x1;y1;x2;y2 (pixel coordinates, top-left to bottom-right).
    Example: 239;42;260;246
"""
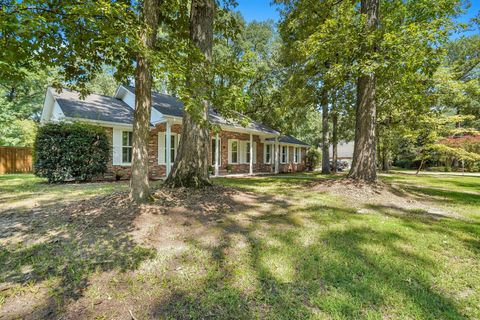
34;122;110;182
394;159;413;169
305;148;321;171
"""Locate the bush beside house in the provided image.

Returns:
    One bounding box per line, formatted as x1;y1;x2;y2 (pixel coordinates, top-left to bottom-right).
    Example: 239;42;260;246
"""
306;148;320;171
34;122;110;182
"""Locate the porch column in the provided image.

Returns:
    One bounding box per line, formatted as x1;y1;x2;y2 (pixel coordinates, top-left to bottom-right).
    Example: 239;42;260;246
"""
215;133;220;176
275;137;279;174
249;134;253;175
166;121;171;177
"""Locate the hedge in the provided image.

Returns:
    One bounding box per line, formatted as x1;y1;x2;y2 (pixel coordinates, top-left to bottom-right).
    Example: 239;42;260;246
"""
306;148;320;171
34;122;110;182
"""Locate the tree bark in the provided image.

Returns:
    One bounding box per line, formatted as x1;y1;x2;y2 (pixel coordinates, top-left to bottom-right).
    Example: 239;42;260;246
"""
129;0;161;203
332;103;338;173
164;0;214;188
321;88;330;174
381;145;389;171
348;0;379;182
416;157;425;175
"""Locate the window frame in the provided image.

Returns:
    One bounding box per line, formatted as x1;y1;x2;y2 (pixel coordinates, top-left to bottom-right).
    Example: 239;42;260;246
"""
229;139;239;164
122;131;133;164
280;145;289;164
158;132;179;165
264;143;272;164
245;141;251;164
294;147;301;164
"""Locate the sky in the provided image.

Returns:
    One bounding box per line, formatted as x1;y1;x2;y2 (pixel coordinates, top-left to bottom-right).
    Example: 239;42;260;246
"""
235;0;280;22
236;0;479;37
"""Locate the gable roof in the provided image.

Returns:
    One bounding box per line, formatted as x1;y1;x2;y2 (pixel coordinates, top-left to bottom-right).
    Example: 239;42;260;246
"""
47;86;309;144
122;85;279;135
266;135;310;146
52;88;135;125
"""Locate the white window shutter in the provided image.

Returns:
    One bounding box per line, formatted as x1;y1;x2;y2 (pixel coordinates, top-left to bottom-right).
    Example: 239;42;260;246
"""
253;142;257;164
239;141;244;164
263;144;267;164
112;128;122;165
177;134;181;148
228;139;232;164
158;132;166;164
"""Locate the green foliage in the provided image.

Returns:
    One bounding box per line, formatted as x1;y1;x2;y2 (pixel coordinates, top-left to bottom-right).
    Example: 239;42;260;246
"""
394;159;413;169
305;148;321;171
85;66;120;96
34;122;110;183
0;119;37;147
0;67;57;146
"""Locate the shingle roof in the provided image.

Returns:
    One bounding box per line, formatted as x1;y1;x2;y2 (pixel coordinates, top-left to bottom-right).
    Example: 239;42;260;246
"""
123;85;279;134
51;86;286;136
266;135;310;146
52;88;134;124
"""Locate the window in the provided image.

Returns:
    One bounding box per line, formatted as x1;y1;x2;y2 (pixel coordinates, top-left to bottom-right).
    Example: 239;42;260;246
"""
245;142;251;163
264;144;272;164
294;147;301;163
281;145;288;164
229;140;238;164
122;131;133;163
211;138;221;165
166;135;176;163
158;133;178;164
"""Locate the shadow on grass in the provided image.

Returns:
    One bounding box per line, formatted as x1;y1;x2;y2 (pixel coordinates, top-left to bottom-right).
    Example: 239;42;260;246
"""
368;204;480;256
1;174;475;319
401;185;480;208
0;197;155;319
151;188;469;319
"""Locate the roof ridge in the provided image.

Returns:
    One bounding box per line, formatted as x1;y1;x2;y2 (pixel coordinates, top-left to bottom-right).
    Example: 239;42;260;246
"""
52;87;124;100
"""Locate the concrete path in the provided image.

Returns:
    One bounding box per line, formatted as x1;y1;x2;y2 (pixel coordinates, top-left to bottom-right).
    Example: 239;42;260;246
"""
389;170;480;177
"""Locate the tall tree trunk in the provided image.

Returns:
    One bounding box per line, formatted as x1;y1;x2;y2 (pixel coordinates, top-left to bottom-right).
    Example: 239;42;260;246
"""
321;88;330;174
381;145;389;171
348;0;379;182
129;0;161;203
332;103;338;173
165;0;214;188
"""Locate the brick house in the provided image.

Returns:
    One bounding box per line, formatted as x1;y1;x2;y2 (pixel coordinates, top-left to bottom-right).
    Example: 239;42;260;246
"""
40;85;309;179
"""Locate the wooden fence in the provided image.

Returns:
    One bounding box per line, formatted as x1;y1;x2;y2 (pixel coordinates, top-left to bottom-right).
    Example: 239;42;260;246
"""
0;146;33;174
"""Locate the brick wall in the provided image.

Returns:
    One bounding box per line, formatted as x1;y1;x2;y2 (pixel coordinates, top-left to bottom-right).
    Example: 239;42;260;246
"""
106;123;307;179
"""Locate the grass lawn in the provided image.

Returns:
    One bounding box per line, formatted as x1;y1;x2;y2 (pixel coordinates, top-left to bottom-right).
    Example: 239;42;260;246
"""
0;172;479;319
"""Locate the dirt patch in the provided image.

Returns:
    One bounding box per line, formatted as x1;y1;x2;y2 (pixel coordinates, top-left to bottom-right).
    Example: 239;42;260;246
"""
308;178;463;220
0;184;262;320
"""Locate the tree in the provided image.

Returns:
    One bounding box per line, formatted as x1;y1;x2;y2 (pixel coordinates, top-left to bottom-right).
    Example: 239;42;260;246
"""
129;0;162;202
0;67;54;146
275;0;463;181
275;0;359;174
86;66;120;96
165;0;215;188
3;0;186;202
347;0;379;182
320;88;330;174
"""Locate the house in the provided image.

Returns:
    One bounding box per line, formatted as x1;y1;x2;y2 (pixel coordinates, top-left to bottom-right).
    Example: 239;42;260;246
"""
40;85;309;179
330;141;354;168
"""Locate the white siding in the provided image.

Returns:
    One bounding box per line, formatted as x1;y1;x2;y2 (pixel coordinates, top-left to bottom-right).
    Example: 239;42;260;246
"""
122;90;136;109
40;89;55;123
330;141;354;159
51;102;65;121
